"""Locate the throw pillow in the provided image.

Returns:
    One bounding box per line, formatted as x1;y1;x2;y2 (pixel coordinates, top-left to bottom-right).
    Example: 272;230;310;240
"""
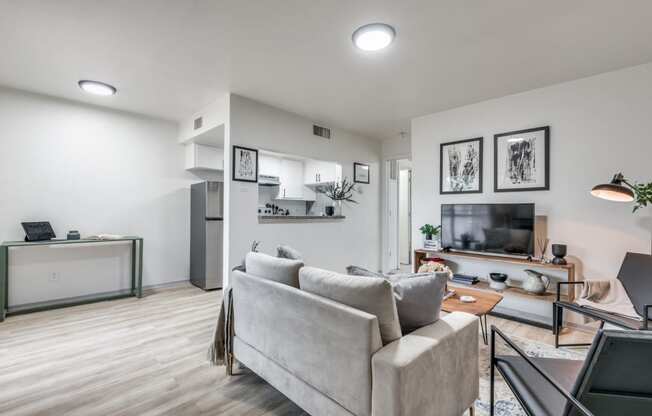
299;267;402;345
417;261;453;278
245;252;303;288
391;273;448;333
233;240;262;272
345;265;384;278
383;271;434;282
277;245;303;260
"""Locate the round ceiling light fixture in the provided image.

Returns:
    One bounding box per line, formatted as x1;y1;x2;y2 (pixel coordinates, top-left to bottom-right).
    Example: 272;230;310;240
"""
78;80;117;96
352;23;396;51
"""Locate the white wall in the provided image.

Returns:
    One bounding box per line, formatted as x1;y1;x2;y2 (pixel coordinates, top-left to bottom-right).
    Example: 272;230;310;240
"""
411;63;652;288
0;87;195;305
226;95;382;277
382;137;411;160
178;95;228;144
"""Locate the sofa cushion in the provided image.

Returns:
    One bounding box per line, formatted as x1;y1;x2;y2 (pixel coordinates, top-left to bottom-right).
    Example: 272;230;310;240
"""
391;273;448;333
245;252;303;288
299;267;402;344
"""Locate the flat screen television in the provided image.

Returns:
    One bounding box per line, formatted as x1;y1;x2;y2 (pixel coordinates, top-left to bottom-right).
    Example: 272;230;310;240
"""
441;203;535;256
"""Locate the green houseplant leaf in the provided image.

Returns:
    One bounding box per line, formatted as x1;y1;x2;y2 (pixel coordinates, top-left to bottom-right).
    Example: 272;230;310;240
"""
632;182;652;212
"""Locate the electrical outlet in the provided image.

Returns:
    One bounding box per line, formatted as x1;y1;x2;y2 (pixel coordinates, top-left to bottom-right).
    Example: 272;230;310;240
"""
49;272;59;282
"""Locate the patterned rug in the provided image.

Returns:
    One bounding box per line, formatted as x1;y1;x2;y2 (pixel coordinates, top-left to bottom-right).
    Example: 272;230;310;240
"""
473;335;587;416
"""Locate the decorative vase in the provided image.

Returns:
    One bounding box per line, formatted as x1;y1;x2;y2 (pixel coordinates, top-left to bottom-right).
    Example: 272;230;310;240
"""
551;244;568;265
523;269;550;295
335;200;343;216
325;206;335;216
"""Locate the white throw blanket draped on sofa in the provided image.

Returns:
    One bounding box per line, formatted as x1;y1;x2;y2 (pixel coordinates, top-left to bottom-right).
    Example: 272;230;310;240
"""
575;279;643;321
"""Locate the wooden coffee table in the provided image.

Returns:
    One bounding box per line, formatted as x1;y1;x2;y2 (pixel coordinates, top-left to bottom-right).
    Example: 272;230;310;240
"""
442;286;503;345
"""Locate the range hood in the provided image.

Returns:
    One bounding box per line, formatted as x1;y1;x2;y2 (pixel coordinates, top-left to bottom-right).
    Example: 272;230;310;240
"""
258;174;281;186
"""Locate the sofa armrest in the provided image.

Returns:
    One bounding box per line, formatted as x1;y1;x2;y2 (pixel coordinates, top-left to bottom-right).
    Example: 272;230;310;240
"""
371;312;479;416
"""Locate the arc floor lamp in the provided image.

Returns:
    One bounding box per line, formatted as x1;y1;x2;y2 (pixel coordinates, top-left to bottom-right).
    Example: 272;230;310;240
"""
592;173;652;254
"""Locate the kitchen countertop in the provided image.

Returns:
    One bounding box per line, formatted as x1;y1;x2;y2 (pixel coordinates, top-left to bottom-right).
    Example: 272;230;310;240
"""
258;215;345;221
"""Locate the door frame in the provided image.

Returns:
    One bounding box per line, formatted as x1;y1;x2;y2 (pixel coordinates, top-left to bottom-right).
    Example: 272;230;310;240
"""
383;157;412;272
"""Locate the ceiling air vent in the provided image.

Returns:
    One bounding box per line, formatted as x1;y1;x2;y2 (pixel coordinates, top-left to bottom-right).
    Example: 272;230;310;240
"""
193;117;203;130
313;124;331;139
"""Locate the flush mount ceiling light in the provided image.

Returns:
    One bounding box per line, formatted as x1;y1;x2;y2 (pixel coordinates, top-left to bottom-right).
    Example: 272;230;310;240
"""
352;23;395;51
78;80;117;96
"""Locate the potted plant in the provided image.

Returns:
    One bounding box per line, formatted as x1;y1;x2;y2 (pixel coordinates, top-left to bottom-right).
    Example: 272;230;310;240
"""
631;182;652;212
419;224;441;248
316;178;359;216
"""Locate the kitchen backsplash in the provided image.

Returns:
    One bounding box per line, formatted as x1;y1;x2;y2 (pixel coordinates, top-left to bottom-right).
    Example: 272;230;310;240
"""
258;186;333;216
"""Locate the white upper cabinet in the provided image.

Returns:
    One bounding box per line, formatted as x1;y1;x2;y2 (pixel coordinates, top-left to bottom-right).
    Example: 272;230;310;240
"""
185;143;224;171
304;160;342;184
278;158;308;199
259;153;281;177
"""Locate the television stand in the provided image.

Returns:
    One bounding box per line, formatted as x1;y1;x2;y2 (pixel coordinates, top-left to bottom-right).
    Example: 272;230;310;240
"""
414;249;576;302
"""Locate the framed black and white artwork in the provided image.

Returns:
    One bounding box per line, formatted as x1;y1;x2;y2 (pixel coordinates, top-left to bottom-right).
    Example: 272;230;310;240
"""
440;137;483;194
494;126;549;192
354;162;370;184
232;145;259;182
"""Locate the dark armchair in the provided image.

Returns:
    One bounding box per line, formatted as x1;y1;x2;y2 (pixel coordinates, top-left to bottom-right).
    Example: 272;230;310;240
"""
553;252;652;348
491;326;652;415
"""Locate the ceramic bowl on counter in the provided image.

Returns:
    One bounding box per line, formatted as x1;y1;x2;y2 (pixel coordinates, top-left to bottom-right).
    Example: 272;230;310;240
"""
489;273;508;291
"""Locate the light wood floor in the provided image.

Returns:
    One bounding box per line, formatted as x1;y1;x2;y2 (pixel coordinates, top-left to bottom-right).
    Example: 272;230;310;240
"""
0;284;595;416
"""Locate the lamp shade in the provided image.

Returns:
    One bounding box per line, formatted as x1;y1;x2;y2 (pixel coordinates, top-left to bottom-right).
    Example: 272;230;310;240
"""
591;173;635;202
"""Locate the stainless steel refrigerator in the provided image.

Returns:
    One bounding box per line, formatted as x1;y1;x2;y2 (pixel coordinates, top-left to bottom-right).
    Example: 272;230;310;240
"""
190;181;224;290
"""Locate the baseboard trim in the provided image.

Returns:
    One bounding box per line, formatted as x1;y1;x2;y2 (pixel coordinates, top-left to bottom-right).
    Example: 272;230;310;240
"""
143;279;192;291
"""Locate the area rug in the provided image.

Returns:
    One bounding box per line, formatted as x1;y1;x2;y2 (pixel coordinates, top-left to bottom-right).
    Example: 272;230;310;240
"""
473;336;587;416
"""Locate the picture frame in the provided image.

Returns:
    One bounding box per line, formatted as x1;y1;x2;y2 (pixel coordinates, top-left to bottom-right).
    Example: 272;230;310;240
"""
440;137;483;194
353;162;370;184
232;145;259;182
494;126;549;192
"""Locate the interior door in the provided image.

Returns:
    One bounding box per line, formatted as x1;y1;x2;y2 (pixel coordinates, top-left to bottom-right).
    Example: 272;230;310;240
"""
399;169;412;265
386;160;399;271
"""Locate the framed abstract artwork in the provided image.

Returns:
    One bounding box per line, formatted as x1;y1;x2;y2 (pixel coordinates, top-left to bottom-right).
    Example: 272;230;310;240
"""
354;162;370;184
440;137;483;194
232;145;259;182
494;126;549;192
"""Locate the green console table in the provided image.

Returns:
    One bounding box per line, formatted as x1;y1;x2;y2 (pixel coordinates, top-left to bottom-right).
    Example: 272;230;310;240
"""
0;237;143;322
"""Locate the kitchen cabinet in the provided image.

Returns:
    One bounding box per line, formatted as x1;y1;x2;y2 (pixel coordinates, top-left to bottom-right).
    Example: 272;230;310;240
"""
278;158;315;200
259;154;281;176
303;160;342;185
185;143;224;171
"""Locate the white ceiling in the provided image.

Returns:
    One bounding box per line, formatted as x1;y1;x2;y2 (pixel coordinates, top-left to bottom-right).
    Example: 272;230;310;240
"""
2;1;652;141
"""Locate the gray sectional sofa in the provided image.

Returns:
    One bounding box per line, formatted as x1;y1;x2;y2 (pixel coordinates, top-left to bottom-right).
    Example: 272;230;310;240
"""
230;266;480;416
